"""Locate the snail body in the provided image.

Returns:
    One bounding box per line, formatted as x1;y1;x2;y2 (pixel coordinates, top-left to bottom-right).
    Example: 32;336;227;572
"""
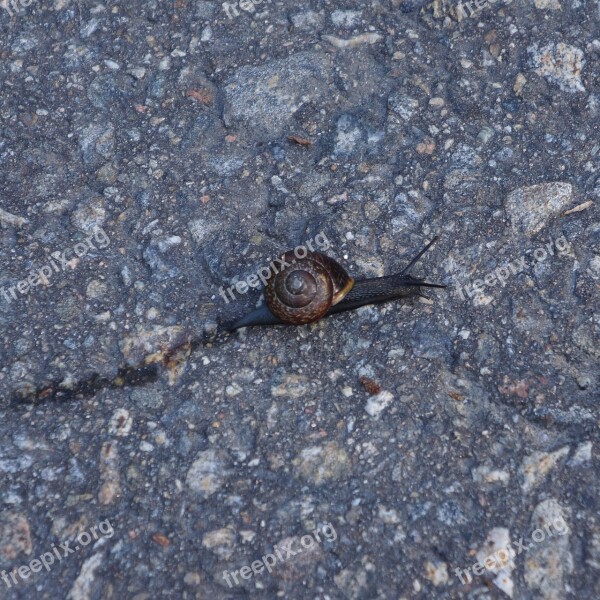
227;237;445;331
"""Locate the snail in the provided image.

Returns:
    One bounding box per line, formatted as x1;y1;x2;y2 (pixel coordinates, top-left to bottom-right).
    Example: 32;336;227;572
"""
227;237;445;331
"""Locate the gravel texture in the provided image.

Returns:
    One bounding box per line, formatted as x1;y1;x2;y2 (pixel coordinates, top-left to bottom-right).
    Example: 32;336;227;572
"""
0;0;599;598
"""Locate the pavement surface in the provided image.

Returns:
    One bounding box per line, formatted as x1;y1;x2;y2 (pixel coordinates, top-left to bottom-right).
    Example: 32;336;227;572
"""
0;0;599;598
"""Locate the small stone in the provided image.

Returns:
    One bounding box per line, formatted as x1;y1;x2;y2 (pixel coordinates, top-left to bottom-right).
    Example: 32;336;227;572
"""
184;572;202;585
68;553;103;600
529;42;585;93
322;33;383;49
359;376;381;395
568;442;592;465
186;449;230;498
576;372;592;389
505;182;573;236
223;52;331;139
201;25;212;41
225;383;243;397
520;447;569;493
0;208;29;228
127;67;146;79
202;526;236;559
120;325;187;367
416;138;435;155
96;162;118;184
331;10;362;27
514;73;527;95
534;0;561;9
477;126;494;144
0;512;32;561
334;567;370;599
99;441;121;505
476;528;515;598
109;408;132;437
271;374;310;398
524;499;573;599
333;114;364;157
240;530;256;543
291;11;323;31
424;559;449;586
152;533;170;547
86;280;108;299
378;505;400;524
365;391;394;418
562;200;593;215
79;123;115;164
388;93;419;121
472;465;510;485
275;534;323;581
71;196;107;232
327;191;348;204
293;442;351;485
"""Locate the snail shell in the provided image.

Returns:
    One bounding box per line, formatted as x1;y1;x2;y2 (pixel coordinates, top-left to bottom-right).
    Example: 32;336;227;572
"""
264;251;354;325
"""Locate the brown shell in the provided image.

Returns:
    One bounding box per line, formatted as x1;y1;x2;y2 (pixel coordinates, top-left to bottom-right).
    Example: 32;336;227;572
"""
264;251;354;325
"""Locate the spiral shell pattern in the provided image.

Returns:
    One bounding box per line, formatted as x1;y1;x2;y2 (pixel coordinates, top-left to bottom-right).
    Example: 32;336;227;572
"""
264;251;354;325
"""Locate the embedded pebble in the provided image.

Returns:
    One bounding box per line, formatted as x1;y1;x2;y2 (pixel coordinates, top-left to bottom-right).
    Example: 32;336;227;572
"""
271;374;310;398
186;450;230;498
0;208;29;228
505;182;573;236
71;197;107;232
334;567;370;599
520;447;569;493
293;442;351;485
524;499;573;599
529;43;585;92
0;512;32;562
476;527;515;598
423;559;449;586
365;391;394;418
472;465;510;486
223;52;331;139
108;408;133;437
67;553;104;600
322;33;383;48
568;441;592;465
290;11;324;31
202;526;237;559
98;441;121;505
331;10;362;28
534;0;561;8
